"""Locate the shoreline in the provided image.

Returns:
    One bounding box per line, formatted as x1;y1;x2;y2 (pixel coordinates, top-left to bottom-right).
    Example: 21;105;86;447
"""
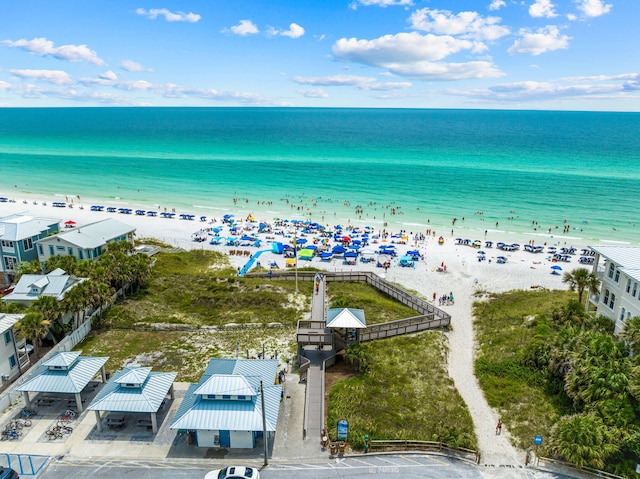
1;189;634;252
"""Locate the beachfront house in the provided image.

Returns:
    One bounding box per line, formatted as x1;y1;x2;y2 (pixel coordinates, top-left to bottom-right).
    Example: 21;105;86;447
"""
2;268;87;325
35;218;135;264
0;213;61;286
0;313;30;383
170;358;281;449
587;245;640;334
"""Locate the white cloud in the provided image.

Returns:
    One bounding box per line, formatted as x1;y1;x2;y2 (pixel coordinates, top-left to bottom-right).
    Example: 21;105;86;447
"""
409;8;510;42
0;81;10;90
292;75;378;87
226;20;259;36
333;32;475;66
281;23;305;39
529;0;558;18
359;81;412;91
508;26;571;55
574;0;612;17
135;8;201;23
488;0;506;11
267;23;305;39
384;61;504;80
299;88;329;98
349;0;413;10
120;60;151;72
100;71;118;81
10;69;72;85
114;80;154;91
2;37;104;65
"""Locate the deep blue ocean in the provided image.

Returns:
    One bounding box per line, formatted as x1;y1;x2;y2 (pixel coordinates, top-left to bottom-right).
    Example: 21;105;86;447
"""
0;107;638;244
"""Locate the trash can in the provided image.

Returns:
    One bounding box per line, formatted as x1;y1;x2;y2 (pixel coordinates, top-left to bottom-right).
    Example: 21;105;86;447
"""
330;443;338;455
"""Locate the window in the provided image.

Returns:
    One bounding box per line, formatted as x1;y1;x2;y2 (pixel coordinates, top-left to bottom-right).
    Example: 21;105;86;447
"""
68;247;73;255
78;250;83;260
9;355;16;369
38;244;43;256
22;238;33;251
603;289;610;306
614;269;620;283
237;395;246;400
609;293;616;309
608;263;615;279
1;240;14;248
49;245;54;256
633;282;638;298
3;257;16;271
621;308;626;322
56;245;65;251
627;280;632;294
4;331;11;345
222;394;231;399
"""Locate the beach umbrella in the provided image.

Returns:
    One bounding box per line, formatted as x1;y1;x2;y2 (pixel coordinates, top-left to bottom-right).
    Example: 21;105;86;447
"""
477;251;486;255
551;265;562;270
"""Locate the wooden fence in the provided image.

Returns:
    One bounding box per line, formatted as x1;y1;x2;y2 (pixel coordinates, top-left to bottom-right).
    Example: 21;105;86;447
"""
533;456;628;479
360;314;450;342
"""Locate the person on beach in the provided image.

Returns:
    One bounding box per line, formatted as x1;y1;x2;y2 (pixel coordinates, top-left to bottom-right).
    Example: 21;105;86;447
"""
496;419;503;435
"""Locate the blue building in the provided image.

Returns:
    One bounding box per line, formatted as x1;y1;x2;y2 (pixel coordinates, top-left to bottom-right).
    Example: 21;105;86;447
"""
0;213;60;286
171;358;281;449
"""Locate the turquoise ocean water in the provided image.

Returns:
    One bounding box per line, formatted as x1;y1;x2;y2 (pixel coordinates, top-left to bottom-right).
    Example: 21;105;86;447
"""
0;107;638;245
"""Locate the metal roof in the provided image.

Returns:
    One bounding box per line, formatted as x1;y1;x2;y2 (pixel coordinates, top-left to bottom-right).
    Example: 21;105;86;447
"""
170;383;281;432
37;218;135;249
0;214;60;241
3;271;86;303
589;245;640;282
88;367;177;413
44;351;80;368
171;358;281;432
17;354;108;394
194;374;256;397
0;313;24;335
326;308;367;329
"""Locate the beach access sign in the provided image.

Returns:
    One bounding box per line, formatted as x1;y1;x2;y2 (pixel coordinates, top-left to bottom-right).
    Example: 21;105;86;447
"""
337;419;349;440
534;435;543;445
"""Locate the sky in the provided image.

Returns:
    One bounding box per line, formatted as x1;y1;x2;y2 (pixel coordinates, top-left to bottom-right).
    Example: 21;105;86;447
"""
0;0;638;110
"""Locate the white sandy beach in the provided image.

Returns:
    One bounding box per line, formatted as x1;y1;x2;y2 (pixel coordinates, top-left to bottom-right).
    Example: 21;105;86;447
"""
1;194;590;467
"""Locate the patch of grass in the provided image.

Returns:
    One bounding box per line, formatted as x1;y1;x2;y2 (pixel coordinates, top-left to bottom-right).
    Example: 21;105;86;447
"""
327;332;476;450
76;327;298;382
328;282;418;324
473;289;574;449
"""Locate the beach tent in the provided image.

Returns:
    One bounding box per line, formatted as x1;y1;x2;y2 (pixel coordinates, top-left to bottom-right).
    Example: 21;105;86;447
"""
332;245;346;254
271;242;284;254
298;248;315;261
320;251;333;261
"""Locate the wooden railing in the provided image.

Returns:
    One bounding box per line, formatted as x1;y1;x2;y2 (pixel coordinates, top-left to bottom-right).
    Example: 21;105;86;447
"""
369;439;480;464
360;314;450;342
534;456;628;479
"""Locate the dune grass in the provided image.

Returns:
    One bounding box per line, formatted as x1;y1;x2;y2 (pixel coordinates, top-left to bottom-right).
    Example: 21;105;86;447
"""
473;289;574;449
327;332;476;450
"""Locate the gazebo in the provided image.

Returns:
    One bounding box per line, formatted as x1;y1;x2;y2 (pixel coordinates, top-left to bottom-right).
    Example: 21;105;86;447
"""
17;351;108;412
326;308;367;345
88;366;176;433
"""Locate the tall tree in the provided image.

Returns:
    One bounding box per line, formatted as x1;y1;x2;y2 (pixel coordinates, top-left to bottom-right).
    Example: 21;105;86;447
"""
620;316;640;356
14;312;51;359
562;267;600;306
547;412;619;469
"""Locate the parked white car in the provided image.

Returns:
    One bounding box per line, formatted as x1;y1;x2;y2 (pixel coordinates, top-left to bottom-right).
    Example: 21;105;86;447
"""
205;466;260;479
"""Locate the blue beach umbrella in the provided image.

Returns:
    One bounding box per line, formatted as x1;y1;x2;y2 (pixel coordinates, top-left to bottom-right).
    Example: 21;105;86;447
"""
551;265;562;270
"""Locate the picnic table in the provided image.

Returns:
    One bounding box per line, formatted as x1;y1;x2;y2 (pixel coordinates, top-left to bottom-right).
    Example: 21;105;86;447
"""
106;414;126;428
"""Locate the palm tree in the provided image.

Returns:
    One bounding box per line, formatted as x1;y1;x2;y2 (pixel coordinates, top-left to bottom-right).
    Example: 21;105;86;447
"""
31;295;64;343
562;267;600;306
14;312;51;359
14;260;42;280
620;316;640;356
547;412;619;469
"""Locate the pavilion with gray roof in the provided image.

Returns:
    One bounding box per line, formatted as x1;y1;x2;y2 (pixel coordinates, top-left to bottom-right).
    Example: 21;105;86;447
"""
326;307;366;344
17;351;108;412
88;366;176;433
